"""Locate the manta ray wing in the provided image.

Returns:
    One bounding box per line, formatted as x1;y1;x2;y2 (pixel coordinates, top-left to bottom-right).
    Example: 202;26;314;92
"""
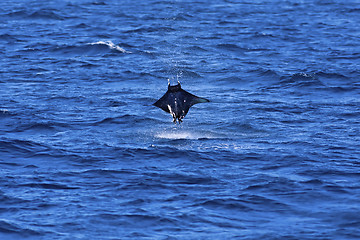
178;89;209;116
183;89;210;106
153;93;171;113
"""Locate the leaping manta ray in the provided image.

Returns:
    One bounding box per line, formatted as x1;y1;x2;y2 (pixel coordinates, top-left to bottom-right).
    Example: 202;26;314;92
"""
153;81;210;123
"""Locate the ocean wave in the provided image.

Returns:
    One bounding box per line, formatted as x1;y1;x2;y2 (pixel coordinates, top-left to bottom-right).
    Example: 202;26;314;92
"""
0;219;42;237
144;145;206;160
88;41;131;53
0;191;29;206
289;72;319;81
216;122;264;134
81;169;137;177
185;45;208;52
279;72;324;88
0;34;18;43
90;1;107;6
347;8;360;13
124;26;176;34
27;9;65;20
0;139;52;158
250;31;276;39
93;116;126;126
106;99;128;107
0;109;11;117
72;22;90;29
170;69;202;79
96;213;178;229
93;115;159;126
20;183;79;190
14;122;55;132
195;198;251;211
276;71;358;91
11;120;71;133
315;71;350;80
146;171;218;185
248;68;280;78
216;43;245;52
218;76;244;85
4;9;65;20
51;41;130;56
2;10;27;18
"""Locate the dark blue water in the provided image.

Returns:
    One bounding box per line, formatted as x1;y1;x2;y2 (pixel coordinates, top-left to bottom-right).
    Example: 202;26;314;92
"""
1;0;360;239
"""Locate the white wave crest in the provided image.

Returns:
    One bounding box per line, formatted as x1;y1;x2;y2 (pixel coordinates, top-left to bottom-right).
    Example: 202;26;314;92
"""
0;109;9;114
88;41;131;53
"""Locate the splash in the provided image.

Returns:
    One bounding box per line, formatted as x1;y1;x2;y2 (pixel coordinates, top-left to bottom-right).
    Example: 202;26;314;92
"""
154;128;220;140
88;41;131;53
155;131;198;140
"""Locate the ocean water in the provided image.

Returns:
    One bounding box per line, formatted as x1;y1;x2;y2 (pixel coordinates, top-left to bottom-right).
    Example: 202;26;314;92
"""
1;0;360;239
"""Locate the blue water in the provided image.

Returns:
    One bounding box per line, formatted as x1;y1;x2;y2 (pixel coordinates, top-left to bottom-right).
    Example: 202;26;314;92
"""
1;0;360;239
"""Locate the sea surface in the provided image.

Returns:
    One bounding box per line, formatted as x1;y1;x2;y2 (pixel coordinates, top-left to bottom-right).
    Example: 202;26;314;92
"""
1;0;360;239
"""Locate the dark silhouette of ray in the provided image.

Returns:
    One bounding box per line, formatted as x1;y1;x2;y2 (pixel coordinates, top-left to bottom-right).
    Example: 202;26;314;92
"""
153;82;210;123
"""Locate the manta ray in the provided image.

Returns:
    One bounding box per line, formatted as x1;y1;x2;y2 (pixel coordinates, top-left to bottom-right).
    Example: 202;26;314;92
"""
153;82;210;123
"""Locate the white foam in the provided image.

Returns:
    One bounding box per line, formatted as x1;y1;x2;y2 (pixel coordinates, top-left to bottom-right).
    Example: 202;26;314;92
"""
0;109;9;114
88;41;131;53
